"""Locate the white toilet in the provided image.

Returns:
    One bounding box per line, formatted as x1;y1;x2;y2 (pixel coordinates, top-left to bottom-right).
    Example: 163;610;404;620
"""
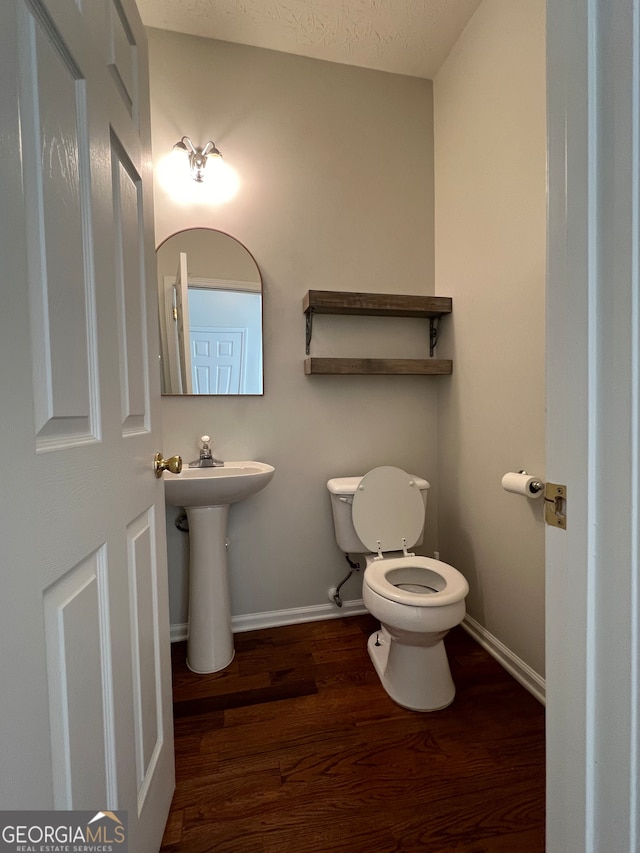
327;466;469;712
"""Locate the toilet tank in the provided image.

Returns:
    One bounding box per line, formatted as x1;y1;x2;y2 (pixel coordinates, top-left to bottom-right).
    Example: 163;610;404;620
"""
327;474;430;554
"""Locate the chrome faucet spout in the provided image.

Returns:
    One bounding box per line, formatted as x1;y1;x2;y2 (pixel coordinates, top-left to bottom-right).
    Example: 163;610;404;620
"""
188;434;224;468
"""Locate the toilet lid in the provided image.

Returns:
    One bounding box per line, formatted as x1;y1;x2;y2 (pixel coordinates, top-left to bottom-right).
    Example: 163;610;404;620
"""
352;466;425;554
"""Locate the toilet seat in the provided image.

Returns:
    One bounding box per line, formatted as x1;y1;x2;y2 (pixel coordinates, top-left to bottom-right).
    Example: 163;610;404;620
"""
352;466;425;556
364;556;469;608
354;466;468;606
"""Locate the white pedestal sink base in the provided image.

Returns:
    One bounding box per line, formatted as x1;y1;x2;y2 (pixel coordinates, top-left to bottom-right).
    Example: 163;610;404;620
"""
185;505;234;673
164;461;275;675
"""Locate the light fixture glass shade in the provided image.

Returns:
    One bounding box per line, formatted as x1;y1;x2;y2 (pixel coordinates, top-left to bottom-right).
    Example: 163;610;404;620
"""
174;137;221;182
156;137;240;205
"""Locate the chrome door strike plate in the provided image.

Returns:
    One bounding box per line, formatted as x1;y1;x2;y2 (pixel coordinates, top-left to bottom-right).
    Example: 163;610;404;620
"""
544;482;567;530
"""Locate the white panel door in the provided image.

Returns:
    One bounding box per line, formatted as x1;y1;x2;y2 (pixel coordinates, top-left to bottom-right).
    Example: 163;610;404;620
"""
190;328;246;393
0;2;174;851
175;252;193;394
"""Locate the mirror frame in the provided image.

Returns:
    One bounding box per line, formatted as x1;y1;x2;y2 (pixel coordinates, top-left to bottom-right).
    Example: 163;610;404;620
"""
156;228;264;396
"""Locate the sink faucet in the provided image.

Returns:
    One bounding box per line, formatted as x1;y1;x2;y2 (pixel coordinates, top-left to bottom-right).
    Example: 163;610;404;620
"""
189;435;224;468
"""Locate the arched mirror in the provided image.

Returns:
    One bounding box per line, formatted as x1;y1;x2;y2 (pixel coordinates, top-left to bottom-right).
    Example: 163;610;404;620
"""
157;228;263;395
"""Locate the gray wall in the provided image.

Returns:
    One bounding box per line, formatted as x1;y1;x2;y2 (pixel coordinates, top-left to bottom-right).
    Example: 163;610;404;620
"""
148;2;548;685
147;30;439;627
434;0;547;676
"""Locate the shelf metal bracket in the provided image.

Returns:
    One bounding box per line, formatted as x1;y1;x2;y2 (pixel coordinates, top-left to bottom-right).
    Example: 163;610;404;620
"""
305;308;315;355
429;317;440;357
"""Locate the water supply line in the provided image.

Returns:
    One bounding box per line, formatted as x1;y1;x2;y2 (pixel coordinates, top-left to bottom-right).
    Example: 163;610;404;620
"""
175;512;189;532
330;554;361;607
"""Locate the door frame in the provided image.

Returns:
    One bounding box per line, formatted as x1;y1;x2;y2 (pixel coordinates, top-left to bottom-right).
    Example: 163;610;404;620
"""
546;0;640;849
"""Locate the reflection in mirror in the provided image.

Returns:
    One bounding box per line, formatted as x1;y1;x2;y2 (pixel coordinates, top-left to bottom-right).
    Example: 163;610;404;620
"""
157;228;263;395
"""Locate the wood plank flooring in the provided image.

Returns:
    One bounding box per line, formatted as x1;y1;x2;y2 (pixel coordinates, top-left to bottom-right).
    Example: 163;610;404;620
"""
160;615;545;852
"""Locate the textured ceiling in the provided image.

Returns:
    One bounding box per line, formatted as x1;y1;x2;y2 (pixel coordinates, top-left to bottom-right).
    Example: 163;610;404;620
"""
136;0;482;79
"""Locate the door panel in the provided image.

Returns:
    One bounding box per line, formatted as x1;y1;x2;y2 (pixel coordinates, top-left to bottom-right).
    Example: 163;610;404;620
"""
18;4;98;449
106;0;137;116
127;507;164;808
44;550;112;809
112;139;149;435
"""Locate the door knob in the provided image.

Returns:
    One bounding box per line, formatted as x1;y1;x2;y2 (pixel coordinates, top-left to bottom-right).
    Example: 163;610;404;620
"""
154;452;183;478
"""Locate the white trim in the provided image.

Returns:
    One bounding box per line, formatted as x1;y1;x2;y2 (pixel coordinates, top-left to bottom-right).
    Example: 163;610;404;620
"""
546;0;593;847
461;615;545;706
188;276;261;294
170;598;368;642
171;604;545;709
547;2;640;848
170;623;188;643
233;599;368;633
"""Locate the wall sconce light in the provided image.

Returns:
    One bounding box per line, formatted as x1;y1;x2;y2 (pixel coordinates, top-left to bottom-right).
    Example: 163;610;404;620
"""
173;136;222;182
156;134;240;205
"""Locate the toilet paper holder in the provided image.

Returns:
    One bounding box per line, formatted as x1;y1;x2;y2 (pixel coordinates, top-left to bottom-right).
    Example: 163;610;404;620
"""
502;470;545;497
518;469;544;495
504;470;567;529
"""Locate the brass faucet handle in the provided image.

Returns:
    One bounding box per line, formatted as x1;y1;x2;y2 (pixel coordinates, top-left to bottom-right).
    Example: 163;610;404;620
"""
154;452;183;478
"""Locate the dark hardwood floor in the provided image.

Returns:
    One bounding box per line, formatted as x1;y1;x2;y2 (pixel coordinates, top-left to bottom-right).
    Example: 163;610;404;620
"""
160;615;545;852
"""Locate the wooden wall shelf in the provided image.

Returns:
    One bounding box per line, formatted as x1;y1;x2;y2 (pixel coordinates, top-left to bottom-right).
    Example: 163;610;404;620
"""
303;290;452;318
305;358;453;375
303;290;453;375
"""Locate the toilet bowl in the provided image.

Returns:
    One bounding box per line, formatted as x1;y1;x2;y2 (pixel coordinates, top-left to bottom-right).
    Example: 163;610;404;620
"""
327;466;469;712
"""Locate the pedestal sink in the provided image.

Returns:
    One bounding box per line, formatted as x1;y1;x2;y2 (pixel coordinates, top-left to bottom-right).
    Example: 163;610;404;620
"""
164;461;275;673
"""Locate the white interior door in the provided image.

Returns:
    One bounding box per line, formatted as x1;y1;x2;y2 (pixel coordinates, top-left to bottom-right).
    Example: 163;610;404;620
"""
547;0;640;849
0;2;174;851
190;327;245;393
161;276;183;393
175;252;193;394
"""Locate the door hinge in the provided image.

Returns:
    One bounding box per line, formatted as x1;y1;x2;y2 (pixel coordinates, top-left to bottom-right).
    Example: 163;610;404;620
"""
544;482;567;530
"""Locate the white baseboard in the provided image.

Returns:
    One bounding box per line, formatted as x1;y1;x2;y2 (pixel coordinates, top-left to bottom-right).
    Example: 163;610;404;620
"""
170;623;188;643
232;597;368;633
170;597;368;643
171;604;546;707
461;614;546;705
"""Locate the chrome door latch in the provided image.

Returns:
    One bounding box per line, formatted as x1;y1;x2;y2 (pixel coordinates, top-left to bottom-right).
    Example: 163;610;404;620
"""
544;482;567;530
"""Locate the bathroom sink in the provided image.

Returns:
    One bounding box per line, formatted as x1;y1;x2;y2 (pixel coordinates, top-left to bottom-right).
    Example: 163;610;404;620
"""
163;459;275;674
164;460;275;507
